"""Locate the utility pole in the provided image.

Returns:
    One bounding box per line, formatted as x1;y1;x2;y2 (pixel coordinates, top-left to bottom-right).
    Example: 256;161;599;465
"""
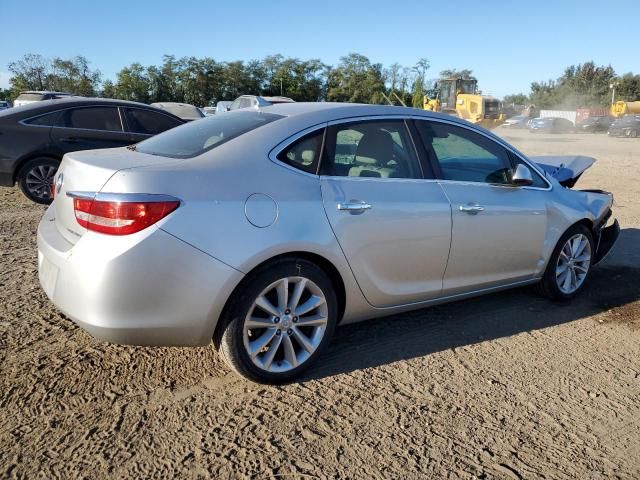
610;80;620;105
280;78;283;96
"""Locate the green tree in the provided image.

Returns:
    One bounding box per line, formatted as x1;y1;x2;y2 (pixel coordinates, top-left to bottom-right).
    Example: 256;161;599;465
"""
326;53;385;104
502;93;529;105
8;54;50;91
49;56;101;95
113;63;150;102
616;72;640;102
439;68;475;80
411;58;430;108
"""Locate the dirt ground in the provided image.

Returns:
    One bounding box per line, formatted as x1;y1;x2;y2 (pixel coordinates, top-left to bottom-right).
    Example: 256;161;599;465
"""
1;128;639;479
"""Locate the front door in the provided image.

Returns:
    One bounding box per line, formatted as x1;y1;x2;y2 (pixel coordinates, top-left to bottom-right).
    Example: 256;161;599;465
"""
320;118;452;308
415;119;548;295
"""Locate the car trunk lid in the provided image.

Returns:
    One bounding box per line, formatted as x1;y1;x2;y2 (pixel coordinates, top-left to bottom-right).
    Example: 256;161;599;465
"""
530;155;596;188
53;147;180;244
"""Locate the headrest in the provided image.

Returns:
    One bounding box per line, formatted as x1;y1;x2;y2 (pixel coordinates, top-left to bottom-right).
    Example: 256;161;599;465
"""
355;129;394;166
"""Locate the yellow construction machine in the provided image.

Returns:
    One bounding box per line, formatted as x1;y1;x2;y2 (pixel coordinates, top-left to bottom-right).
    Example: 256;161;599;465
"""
423;77;505;129
610;100;640;118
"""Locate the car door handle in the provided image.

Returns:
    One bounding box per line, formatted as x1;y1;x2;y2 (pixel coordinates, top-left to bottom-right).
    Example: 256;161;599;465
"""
337;201;372;213
459;204;484;214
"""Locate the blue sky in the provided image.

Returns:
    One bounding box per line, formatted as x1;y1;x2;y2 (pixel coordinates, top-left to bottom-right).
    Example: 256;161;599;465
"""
1;0;638;98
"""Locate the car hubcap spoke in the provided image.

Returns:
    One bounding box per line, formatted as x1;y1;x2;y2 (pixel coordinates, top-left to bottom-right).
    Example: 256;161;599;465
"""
296;295;325;316
243;276;328;373
555;233;591;294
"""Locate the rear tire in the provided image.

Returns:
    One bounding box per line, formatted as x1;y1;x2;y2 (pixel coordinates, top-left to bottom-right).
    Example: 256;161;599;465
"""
537;224;594;300
215;258;337;383
17;157;59;204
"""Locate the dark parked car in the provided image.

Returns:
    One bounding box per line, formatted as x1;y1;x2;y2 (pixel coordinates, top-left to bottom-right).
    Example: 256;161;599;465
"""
576;115;614;133
0;98;185;203
608;115;640;138
529;117;575;133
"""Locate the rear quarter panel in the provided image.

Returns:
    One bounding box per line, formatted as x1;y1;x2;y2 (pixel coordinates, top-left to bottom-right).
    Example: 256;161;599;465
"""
100;128;373;325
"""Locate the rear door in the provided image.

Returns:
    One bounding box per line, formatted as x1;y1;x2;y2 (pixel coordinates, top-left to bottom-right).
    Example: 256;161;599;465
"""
121;107;184;143
320;118;452;307
51;106;131;153
415;119;548;295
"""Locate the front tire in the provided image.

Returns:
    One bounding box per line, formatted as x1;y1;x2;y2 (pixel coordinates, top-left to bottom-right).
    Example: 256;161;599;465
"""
537;224;594;300
17;157;59;204
216;258;337;383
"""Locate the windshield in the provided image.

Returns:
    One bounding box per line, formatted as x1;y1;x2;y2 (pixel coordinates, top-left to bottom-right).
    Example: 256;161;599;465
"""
135;110;283;158
16;93;44;101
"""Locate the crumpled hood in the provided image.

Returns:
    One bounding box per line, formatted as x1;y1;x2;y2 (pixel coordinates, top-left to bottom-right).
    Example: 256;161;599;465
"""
530;155;596;187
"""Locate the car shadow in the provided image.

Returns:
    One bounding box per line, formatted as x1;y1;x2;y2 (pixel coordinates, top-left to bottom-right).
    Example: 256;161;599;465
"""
303;227;640;381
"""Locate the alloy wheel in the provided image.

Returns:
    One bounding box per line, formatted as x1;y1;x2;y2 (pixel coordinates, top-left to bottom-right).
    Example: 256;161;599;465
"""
243;276;328;373
555;233;591;294
25;164;56;201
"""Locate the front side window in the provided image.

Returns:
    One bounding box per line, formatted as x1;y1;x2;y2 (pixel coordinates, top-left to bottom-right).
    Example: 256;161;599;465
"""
124;108;182;135
57;107;122;131
416;121;512;184
136;110;283;158
276;130;324;173
320;120;421;179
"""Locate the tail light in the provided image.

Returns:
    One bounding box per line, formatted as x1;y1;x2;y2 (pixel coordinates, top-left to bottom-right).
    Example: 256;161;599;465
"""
70;193;179;235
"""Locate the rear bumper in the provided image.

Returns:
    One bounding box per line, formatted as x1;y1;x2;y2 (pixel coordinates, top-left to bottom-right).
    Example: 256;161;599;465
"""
594;218;620;265
37;204;243;346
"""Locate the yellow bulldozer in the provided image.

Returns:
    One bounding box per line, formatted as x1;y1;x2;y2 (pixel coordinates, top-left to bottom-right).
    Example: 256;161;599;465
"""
423;77;505;129
610;100;640;118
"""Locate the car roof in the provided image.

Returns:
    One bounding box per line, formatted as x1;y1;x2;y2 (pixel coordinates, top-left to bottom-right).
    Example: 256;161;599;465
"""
18;90;74;95
260;101;442;118
1;97;184;120
258;102;501;134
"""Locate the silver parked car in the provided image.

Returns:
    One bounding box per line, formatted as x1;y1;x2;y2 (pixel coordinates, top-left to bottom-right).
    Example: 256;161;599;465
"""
37;103;619;383
228;95;295;111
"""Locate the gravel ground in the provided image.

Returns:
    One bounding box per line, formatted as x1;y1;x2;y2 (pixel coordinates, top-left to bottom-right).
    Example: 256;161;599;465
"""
1;128;639;479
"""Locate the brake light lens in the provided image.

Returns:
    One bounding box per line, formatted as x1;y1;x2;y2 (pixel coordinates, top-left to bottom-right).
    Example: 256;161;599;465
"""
73;196;179;235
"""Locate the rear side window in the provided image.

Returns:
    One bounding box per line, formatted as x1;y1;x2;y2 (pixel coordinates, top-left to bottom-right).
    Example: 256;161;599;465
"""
124;108;182;135
57;107;122;131
276;130;324;173
136;111;283;158
25;111;62;126
320;120;422;179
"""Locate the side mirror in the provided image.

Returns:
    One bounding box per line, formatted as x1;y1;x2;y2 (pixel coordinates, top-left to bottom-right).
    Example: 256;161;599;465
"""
512;163;533;186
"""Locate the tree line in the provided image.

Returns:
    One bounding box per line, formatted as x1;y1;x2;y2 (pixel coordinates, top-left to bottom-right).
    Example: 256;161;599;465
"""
5;53;439;108
4;54;640;110
503;61;640;109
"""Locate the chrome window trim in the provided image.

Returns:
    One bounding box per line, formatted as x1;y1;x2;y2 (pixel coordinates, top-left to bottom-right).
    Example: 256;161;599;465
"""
20;104;181;136
408;115;553;191
21;105;125;133
268;114;552;190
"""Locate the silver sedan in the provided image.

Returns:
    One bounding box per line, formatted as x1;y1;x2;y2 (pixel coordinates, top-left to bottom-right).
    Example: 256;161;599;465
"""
37;103;620;382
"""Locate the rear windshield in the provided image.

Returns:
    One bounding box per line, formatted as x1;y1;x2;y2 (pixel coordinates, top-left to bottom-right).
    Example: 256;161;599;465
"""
136;111;283;158
16;93;44;101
